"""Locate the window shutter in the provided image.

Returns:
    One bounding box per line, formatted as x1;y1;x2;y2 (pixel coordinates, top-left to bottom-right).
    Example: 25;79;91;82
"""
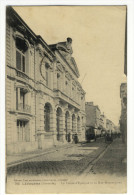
16;50;21;70
22;56;25;72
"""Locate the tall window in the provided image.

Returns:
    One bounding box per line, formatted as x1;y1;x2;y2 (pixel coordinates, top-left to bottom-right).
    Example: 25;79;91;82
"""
20;89;25;109
16;88;26;109
16;49;25;72
45;63;51;88
44;104;51;132
72;84;75;99
16;38;28;73
65;78;70;96
16;88;30;113
57;73;61;90
17;120;30;142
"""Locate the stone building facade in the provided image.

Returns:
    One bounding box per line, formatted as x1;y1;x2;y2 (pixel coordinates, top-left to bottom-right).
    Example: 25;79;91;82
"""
106;119;115;134
6;7;86;154
86;102;116;136
100;113;106;130
85;102;101;135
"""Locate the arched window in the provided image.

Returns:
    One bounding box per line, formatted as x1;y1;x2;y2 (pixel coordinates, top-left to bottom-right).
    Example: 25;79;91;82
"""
45;63;50;87
16;37;28;73
44;103;51;132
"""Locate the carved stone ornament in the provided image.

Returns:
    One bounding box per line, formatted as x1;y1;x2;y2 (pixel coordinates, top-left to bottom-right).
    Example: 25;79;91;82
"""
17;25;27;34
72;80;76;86
56;62;64;72
13;30;31;50
29;37;35;46
13;30;24;40
65;72;72;80
36;44;45;57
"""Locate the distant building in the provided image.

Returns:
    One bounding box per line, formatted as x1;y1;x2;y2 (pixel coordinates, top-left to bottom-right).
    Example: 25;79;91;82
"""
106;119;116;134
6;7;86;154
120;83;127;143
100;113;106;130
85;102;101;135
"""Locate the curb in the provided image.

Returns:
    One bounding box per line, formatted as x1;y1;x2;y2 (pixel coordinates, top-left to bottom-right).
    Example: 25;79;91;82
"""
79;142;112;175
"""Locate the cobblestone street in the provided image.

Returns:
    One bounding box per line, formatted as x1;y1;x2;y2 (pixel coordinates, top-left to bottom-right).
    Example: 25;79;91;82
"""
7;138;126;177
7;138;108;176
6;138;127;194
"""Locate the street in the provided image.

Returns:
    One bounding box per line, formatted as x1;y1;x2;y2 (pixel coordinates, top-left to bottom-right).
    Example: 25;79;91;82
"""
7;137;126;177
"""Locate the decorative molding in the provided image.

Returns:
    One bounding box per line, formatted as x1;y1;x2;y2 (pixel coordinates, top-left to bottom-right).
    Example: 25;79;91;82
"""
36;43;45;57
65;72;71;80
56;62;64;72
13;30;31;49
17;25;27;34
13;30;24;40
72;80;76;86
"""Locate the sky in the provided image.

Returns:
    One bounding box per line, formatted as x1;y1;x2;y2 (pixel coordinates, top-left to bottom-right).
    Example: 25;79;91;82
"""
13;6;127;125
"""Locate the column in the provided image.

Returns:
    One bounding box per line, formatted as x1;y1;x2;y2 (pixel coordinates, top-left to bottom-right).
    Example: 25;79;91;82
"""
51;109;57;144
63;71;65;93
50;69;53;89
68;115;73;142
77;117;82;141
18;87;20;109
59;111;66;142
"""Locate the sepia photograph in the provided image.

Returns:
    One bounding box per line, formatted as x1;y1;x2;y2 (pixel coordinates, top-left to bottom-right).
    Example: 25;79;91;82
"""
5;5;127;194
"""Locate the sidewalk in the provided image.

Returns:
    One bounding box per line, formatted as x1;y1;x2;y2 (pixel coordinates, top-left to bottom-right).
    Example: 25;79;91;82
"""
7;142;75;167
91;137;127;176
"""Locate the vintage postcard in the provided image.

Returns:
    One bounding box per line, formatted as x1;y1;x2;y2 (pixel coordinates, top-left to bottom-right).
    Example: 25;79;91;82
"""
6;5;127;194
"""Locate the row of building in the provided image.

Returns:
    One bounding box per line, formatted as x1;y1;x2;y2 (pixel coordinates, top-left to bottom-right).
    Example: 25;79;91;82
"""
85;102;118;137
6;7;118;155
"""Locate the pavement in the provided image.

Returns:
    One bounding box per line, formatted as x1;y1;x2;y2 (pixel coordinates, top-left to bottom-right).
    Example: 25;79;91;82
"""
7;137;126;177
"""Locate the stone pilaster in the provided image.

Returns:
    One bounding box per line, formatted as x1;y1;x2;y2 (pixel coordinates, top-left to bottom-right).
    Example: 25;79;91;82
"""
59;111;66;142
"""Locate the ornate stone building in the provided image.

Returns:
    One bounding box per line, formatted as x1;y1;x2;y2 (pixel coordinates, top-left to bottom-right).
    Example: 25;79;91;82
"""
6;7;86;154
